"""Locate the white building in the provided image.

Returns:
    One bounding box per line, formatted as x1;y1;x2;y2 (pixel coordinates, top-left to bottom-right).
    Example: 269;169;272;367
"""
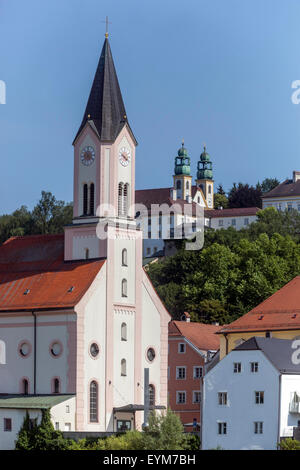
202;337;300;450
0;35;170;449
262;171;300;211
204;207;260;231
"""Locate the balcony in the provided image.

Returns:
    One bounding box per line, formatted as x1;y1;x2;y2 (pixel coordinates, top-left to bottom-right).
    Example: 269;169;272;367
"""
289;402;300;414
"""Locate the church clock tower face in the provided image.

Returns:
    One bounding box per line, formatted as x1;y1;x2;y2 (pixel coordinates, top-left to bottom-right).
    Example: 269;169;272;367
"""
119;146;131;167
81;146;95;166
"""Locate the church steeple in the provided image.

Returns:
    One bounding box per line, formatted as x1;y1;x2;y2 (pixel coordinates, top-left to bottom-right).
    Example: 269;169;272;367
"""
74;38;136;144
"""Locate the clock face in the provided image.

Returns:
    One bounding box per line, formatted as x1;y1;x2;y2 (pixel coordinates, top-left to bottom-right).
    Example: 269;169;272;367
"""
81;146;95;166
119;147;131;167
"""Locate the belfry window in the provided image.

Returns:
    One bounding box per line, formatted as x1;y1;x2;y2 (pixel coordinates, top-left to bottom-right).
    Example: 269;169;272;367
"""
90;381;98;422
83;184;88;215
176;180;181;190
118;183;124;216
89;183;95;215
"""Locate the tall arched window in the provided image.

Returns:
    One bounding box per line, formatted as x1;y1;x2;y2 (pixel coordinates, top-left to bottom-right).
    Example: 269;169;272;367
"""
121;323;127;341
23;379;29;395
186;181;190;190
121;279;127;297
53;378;60;394
83;184;88;215
122;249;128;266
90;381;98;422
208;185;212;194
176;180;181;190
0;340;6;364
118;183;124;216
121;359;127;376
149;384;155;407
89;183;95;215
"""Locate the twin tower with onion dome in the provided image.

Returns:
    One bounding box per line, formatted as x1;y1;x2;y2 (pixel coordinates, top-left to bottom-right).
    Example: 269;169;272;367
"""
173;142;214;209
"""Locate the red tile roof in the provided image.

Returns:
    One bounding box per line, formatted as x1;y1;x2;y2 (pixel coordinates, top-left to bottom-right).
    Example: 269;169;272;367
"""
204;207;260;218
135;187;201;215
262;179;300;198
218;276;300;334
0;235;105;311
169;320;222;350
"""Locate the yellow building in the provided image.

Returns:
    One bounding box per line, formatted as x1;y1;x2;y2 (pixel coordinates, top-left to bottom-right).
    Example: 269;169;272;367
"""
217;276;300;359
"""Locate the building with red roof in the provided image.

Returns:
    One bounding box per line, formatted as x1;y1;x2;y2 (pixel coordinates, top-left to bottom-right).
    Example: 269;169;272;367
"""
217;276;300;359
0;35;170;449
168;317;222;431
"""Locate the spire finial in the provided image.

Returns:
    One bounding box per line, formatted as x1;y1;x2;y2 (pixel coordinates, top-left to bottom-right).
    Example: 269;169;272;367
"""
182;138;184;147
102;16;112;38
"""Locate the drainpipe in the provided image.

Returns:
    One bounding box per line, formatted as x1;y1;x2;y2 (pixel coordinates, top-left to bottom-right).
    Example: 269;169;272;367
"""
277;374;282;448
32;311;37;395
224;333;229;355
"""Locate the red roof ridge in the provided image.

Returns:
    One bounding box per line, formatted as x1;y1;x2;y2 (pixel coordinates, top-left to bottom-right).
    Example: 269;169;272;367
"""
3;233;64;245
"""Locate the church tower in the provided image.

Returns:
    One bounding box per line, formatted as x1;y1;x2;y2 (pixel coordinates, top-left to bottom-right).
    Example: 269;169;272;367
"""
172;141;192;201
64;36;138;262
196;146;214;208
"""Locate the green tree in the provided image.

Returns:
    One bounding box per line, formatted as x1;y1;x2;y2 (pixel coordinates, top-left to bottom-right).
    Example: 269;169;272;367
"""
228;182;262;208
261;177;280;194
214;193;228;209
142;409;187;450
278;438;300;450
31;191;72;235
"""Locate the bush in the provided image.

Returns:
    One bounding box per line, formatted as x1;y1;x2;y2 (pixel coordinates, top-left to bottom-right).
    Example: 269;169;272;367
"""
278;438;300;450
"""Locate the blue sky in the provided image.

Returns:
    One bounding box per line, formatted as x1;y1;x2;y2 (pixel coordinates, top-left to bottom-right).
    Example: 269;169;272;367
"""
1;0;300;213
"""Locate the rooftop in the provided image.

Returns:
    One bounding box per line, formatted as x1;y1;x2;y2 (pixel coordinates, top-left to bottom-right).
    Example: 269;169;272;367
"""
0;394;75;409
0;234;105;312
263;178;300;199
218;276;300;334
204;207;260;218
234;337;300;374
169;320;222;351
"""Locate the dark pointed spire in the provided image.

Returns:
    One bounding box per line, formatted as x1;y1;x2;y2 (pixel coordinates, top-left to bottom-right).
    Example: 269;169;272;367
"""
74;38;136;144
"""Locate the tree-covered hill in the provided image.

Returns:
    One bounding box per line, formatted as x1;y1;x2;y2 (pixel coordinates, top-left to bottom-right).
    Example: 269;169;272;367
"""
147;207;300;324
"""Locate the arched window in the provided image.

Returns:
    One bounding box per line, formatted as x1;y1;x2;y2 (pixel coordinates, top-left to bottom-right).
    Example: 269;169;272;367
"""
121;323;127;341
149;384;155;407
208;185;212;194
186;181;190;190
118;183;124;217
90;381;98;422
53;378;60;394
122;279;127;298
23;379;29;395
83;184;88;215
122;248;127;266
89;183;95;215
121;359;127;376
176;180;181;190
0;340;6;364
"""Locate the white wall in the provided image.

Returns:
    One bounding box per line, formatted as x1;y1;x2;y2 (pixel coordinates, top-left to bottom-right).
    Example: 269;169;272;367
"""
209;215;257;231
202;349;280;450
263;197;300;212
280;375;300;438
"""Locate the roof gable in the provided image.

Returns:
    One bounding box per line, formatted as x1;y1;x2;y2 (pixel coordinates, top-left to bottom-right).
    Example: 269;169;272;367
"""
169;320;222;351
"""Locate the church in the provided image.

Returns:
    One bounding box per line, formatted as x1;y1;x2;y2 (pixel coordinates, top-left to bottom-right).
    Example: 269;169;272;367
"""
0;34;170;449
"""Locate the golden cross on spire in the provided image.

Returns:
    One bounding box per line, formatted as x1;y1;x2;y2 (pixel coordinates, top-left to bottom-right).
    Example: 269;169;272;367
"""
102;16;112;38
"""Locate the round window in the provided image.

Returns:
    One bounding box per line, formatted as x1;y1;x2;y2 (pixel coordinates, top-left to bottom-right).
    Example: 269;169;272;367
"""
90;343;99;358
147;347;156;362
51;342;62;357
19;342;30;357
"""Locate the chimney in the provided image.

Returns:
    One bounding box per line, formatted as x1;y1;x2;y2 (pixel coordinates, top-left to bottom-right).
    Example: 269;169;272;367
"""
170;188;177;201
293;171;300;183
181;312;191;322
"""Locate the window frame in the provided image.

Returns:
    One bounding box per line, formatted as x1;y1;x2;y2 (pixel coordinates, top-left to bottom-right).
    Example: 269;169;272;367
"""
176;366;186;380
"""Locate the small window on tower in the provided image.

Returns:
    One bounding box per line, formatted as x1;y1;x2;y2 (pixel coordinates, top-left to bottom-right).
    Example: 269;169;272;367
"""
176;180;181;190
89;183;95;215
208;185;212;194
121;279;127;298
122;249;128;266
83;184;88;215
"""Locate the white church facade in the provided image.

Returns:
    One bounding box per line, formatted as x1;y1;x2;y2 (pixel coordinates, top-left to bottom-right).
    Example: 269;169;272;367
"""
0;35;170;449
